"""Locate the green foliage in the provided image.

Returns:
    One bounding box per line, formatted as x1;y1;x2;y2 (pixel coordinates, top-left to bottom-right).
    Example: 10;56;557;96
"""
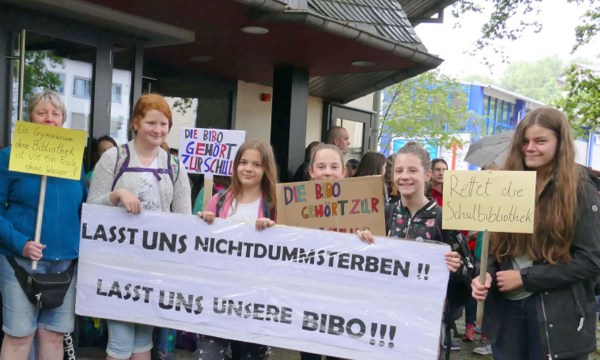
452;0;546;45
554;65;600;138
450;1;599;142
499;56;563;103
23;51;64;97
379;71;481;153
172;97;194;115
573;5;600;51
451;0;597;65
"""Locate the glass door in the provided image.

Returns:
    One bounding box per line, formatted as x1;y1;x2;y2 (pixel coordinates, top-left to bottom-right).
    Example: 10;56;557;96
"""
8;30;95;137
326;103;376;162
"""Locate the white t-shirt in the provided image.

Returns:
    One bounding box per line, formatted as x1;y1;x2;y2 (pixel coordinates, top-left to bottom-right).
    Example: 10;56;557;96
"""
227;198;261;223
505;254;534;300
137;158;161;211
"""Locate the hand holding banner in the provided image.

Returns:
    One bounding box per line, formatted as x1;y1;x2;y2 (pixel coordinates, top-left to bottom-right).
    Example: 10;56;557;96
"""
78;204;449;360
10;121;86;269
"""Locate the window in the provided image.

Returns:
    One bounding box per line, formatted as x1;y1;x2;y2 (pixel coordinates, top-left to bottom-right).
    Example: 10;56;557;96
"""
112;83;122;103
71;112;89;131
73;77;92;98
52;73;66;94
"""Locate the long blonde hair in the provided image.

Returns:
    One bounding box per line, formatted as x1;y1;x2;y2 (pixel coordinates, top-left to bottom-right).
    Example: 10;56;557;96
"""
228;140;278;216
491;108;579;263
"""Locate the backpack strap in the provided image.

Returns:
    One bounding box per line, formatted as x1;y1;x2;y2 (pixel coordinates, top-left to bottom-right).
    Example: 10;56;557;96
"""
111;144;179;191
215;189;228;218
111;144;130;191
168;153;180;184
215;190;273;220
262;196;274;220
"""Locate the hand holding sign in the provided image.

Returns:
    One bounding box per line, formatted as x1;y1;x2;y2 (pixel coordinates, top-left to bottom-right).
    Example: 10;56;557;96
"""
442;170;536;326
78;204;449;360
10;121;87;269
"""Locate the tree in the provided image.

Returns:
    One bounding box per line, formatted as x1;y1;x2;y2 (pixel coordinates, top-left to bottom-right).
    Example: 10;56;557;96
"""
573;5;599;51
451;0;598;54
451;1;599;135
23;50;63;97
554;65;600;138
379;70;481;153
171;97;194;115
499;56;564;103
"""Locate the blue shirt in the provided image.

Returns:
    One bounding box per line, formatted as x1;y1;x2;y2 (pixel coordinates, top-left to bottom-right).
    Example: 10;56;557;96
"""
0;146;87;260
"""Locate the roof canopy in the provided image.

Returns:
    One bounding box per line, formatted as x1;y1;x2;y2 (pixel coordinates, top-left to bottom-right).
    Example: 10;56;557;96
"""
4;0;456;102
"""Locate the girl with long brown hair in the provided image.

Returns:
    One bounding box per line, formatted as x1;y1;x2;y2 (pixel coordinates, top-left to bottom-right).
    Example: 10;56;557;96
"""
472;107;600;359
197;139;278;359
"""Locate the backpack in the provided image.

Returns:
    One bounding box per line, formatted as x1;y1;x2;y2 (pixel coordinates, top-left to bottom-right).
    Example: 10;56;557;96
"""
215;189;274;220
111;143;180;191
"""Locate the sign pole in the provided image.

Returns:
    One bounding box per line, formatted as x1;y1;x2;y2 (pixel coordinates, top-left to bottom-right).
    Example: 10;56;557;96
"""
476;230;490;326
203;174;214;211
32;175;47;270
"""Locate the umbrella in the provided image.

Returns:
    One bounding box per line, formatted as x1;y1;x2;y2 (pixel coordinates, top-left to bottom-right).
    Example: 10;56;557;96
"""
464;131;515;168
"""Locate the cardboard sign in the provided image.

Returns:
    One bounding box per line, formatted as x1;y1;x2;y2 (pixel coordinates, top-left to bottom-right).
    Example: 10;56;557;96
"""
275;176;386;236
77;204;449;360
9;121;86;180
442;170;536;233
179;128;245;175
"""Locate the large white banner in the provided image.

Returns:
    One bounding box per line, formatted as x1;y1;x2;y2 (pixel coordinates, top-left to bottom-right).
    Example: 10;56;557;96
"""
77;204;450;360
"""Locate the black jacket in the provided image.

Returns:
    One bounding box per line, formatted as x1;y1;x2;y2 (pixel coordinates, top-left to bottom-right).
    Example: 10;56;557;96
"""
482;175;600;359
385;200;474;307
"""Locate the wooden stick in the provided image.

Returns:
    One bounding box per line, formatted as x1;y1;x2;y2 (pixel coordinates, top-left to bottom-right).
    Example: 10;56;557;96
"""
203;175;214;211
476;231;490;327
32;175;47;270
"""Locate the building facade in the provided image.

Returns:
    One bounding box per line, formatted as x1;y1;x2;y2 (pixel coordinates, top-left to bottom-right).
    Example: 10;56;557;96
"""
0;0;455;180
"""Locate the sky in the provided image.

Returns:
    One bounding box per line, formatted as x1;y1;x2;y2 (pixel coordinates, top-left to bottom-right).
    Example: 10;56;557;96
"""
413;1;600;79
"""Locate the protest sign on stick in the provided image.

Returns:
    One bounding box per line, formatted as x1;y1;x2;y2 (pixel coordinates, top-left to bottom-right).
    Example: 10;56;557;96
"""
10;121;87;268
179;128;245;208
276;176;386;236
78;204;449;360
442;170;536;325
10;121;87;180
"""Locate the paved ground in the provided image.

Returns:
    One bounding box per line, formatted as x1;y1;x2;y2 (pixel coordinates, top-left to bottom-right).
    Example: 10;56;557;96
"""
75;329;493;360
76;317;600;360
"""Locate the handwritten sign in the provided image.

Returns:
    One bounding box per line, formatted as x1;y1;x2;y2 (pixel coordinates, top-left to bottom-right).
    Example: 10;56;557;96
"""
276;176;386;236
9;121;86;180
179;128;245;175
77;204;449;360
442;170;536;233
